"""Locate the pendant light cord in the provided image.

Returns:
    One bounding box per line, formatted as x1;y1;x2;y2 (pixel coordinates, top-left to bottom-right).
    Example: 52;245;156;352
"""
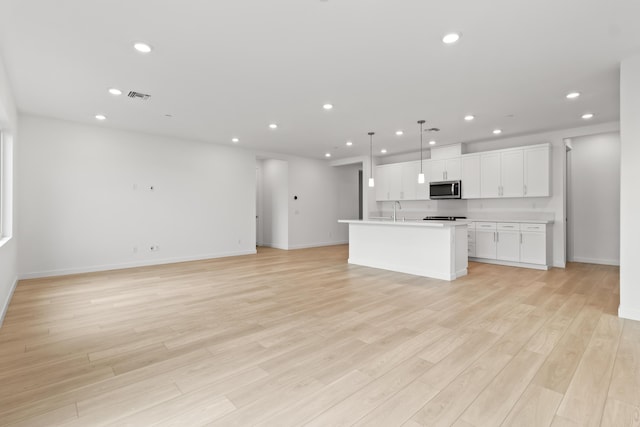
418;120;425;173
368;132;374;179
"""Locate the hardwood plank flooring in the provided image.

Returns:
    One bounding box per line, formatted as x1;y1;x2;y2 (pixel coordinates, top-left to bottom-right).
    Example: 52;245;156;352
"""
0;245;637;426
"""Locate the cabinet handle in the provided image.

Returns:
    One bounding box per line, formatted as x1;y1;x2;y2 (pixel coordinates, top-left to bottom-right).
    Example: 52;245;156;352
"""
493;232;496;242
520;233;523;244
524;185;527;195
497;232;499;242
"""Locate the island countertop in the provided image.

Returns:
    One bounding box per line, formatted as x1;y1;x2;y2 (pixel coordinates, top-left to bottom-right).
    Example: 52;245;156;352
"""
338;219;468;228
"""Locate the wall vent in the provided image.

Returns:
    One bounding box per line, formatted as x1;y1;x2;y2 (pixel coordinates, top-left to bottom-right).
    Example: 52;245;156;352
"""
127;91;151;100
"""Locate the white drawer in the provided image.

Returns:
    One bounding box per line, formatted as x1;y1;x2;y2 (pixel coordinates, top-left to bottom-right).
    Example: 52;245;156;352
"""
475;222;497;230
521;223;546;232
467;222;477;229
498;222;520;231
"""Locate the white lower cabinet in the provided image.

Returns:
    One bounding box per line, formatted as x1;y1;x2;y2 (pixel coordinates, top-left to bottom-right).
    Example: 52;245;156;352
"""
468;221;550;269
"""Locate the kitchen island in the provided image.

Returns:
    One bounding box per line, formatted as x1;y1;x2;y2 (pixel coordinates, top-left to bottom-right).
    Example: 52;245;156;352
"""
339;220;468;281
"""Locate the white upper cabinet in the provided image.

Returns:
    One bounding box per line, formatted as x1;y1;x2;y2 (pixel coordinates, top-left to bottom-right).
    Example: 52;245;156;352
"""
461;154;480;199
480;149;524;198
480;152;501;198
430;158;461;182
524;145;550;197
501;150;524;198
374;143;550;201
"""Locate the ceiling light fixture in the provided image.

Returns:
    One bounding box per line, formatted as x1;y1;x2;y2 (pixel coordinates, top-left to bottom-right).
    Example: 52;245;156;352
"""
381;149;387;154
108;88;122;96
395;130;404;136
325;153;331;158
95;114;107;121
368;132;375;187
417;120;426;184
582;113;594;120
464;115;475;121
429;140;436;145
346;141;353;146
493;129;502;134
232;138;239;143
133;42;152;53
442;33;461;44
566;92;581;99
323;103;333;110
269;123;278;129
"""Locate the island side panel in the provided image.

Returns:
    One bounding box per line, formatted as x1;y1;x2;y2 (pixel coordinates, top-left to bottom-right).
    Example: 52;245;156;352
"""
347;223;455;280
454;225;469;278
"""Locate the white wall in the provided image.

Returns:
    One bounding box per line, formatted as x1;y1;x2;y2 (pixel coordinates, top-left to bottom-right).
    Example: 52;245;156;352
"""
567;132;620;265
18;115;257;278
0;53;18;325
620;54;640;321
260;159;289;249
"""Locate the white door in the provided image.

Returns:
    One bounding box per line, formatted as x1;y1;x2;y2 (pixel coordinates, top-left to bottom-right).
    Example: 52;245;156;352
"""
445;158;462;181
430;159;446;182
521;232;546;264
401;162;418;200
475;230;497;259
461;155;480;199
480;153;501;198
375;165;389;201
496;230;520;261
524;146;550;197
388;163;403;200
501;150;524;198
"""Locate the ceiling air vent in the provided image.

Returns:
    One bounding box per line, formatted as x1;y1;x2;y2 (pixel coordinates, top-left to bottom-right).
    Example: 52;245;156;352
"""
127;91;151;100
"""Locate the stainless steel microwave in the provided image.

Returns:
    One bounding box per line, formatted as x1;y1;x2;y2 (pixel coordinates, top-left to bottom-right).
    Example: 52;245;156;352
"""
430;180;462;199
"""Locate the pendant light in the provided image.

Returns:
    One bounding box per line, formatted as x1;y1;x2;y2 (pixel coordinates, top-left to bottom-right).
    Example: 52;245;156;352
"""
417;120;426;184
368;132;375;187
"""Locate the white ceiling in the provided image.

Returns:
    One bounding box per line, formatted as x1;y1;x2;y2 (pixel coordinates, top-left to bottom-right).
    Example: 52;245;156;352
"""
1;0;639;159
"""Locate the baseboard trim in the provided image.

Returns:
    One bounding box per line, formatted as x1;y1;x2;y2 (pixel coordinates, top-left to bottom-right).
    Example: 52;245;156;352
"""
469;257;549;271
619;305;640;322
0;276;19;327
569;257;620;266
19;250;258;280
288;241;348;250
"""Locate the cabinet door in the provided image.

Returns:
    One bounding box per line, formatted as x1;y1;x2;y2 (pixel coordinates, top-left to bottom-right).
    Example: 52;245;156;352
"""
445;158;462;181
480;153;501;198
375;166;389;201
501;150;524;198
400;162;418;200
475;230;497;259
520;232;546;264
387;163;402;200
496;230;520;262
430;160;446;182
461;155;480;199
524;146;550;197
416;159;431;200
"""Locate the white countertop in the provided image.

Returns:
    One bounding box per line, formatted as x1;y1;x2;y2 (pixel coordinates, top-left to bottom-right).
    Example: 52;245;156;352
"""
467;218;554;224
339;219;467;228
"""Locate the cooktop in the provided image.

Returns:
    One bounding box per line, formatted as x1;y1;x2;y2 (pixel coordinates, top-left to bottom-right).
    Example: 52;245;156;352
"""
423;216;467;221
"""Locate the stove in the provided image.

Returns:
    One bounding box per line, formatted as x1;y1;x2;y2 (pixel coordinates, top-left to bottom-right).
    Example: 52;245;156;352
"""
423;216;467;221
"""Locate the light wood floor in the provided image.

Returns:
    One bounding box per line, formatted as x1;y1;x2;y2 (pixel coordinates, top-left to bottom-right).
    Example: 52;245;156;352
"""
0;245;638;426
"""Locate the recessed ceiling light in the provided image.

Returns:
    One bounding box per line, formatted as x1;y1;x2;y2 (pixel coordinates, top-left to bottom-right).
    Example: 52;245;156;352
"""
133;42;152;53
442;33;461;44
325;153;331;158
566;92;581;99
380;149;387;154
323;103;333;110
582;113;594;120
464;115;475;121
493;129;502;134
269;123;278;129
395;130;404;136
429;140;436;145
232;138;239;143
346;141;353;146
108;88;122;96
95;114;107;121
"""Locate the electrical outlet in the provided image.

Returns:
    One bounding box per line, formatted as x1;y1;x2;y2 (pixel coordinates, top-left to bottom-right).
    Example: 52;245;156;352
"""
133;246;138;253
150;245;160;252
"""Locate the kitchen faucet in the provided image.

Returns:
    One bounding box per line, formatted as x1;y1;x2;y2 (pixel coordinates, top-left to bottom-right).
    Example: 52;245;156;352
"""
393;201;402;222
